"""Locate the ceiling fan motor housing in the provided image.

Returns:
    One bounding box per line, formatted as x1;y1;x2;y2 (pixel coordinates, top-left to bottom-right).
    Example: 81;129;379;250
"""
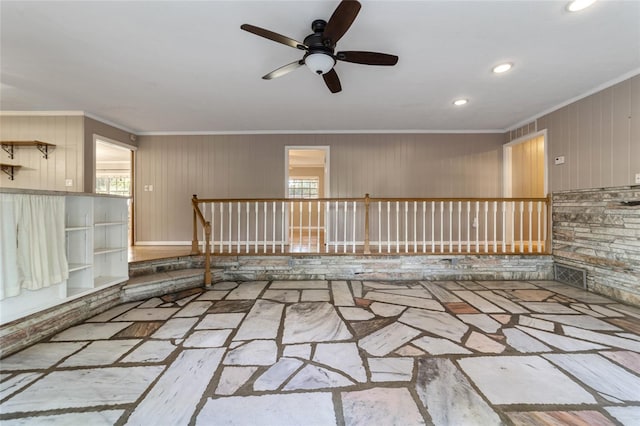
303;20;336;74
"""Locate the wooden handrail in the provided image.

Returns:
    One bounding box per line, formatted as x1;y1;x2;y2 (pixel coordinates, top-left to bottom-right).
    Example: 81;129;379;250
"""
191;194;212;286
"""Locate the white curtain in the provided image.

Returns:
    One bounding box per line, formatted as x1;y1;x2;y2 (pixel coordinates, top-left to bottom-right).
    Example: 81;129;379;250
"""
0;194;69;299
0;194;20;299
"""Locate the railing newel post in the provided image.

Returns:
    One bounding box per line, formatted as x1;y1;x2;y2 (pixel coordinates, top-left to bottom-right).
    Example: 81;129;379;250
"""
364;193;371;254
191;194;202;255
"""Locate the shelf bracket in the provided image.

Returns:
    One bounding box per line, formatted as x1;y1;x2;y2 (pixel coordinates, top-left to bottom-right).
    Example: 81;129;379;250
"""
1;144;14;159
1;164;17;180
36;143;52;159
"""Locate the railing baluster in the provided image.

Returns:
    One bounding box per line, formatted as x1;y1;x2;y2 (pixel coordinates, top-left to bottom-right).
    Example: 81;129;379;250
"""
308;201;312;251
343;201;348;253
466;201;471;253
528;201;533;253
228;203;233;253
519;201;524;253
413;201;417;253
439;201;444;253
317;201;321;253
264;201;268;253
449;201;453;253
510;201;516;253
255;201;259;253
220;203;224;253
211;202;216;253
272;201;276;253
457;201;462;253
502;201;506;253
422;201;426;253
537;201;542;253
484;201;488;253
282;201;286;254
236;202;240;253
493;201;498;253
298;200;303;250
395;201;400;253
334;200;338;253
246;202;250;253
404;201;408;253
544;198;549;253
287;201;296;251
431;201;435;253
387;201;391;253
378;202;382;254
475;201;480;253
352;201;356;254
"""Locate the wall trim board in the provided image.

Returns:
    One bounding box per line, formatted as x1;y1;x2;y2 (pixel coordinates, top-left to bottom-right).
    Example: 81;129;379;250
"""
135;241;192;246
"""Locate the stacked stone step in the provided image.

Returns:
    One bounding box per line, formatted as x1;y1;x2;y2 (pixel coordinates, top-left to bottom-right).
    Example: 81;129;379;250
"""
123;255;223;302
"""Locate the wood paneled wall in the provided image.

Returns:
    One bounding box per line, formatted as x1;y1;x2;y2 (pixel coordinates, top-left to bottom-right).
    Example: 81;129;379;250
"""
134;133;504;243
537;74;640;192
0;115;84;191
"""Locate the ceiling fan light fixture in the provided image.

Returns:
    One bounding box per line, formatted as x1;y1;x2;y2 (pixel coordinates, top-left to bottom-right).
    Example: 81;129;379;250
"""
305;53;335;75
567;0;597;12
492;63;513;74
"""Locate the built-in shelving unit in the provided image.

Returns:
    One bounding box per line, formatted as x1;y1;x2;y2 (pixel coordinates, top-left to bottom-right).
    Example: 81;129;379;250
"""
0;191;129;323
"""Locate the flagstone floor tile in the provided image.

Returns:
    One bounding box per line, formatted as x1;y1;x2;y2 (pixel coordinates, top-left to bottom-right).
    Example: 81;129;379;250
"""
341;387;425;426
1;410;126;426
416;358;501;426
2;366;164;413
196;392;336;426
458;355;597;405
50;322;133;341
2;279;639;425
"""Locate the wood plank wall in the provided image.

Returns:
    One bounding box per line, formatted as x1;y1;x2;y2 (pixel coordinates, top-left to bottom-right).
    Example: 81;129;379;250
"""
134;133;504;243
536;75;640;192
0;115;84;191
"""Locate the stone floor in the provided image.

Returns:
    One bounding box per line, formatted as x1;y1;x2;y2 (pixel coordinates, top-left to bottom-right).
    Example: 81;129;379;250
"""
1;280;640;425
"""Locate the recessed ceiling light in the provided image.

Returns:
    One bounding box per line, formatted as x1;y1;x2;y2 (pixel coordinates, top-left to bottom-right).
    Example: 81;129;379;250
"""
453;99;468;106
492;63;513;74
567;0;597;12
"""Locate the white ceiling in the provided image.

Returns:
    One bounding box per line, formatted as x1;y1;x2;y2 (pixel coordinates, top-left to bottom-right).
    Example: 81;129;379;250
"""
1;1;639;134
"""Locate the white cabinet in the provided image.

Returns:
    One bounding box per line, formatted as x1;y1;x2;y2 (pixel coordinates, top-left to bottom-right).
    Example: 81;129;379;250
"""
1;191;129;323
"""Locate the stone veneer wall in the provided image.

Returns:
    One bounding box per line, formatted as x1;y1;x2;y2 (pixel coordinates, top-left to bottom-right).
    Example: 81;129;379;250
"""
212;254;553;282
553;186;640;305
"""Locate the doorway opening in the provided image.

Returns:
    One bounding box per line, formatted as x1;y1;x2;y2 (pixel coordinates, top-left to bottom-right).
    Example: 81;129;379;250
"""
503;130;547;198
95;137;135;246
285;146;329;251
503;130;547;249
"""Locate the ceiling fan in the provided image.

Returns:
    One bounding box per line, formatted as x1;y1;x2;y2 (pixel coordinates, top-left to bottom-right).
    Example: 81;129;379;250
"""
241;0;398;93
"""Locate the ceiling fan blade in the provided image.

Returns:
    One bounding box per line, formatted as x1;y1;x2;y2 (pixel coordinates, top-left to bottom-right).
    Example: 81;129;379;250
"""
323;0;361;45
336;51;398;66
262;60;304;80
322;69;342;93
241;24;308;50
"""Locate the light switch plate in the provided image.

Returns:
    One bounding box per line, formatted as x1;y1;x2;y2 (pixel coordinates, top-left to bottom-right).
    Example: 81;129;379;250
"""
554;156;565;165
65;178;73;187
635;173;640;184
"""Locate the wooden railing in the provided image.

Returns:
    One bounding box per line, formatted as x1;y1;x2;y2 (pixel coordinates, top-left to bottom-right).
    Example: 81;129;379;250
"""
191;194;551;259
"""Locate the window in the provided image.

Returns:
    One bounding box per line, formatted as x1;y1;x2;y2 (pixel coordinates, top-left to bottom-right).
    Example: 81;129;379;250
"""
96;176;131;196
288;177;319;199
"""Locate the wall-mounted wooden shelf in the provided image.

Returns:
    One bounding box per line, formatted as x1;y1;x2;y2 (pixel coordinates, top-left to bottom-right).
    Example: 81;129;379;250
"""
1;140;56;159
1;163;21;180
